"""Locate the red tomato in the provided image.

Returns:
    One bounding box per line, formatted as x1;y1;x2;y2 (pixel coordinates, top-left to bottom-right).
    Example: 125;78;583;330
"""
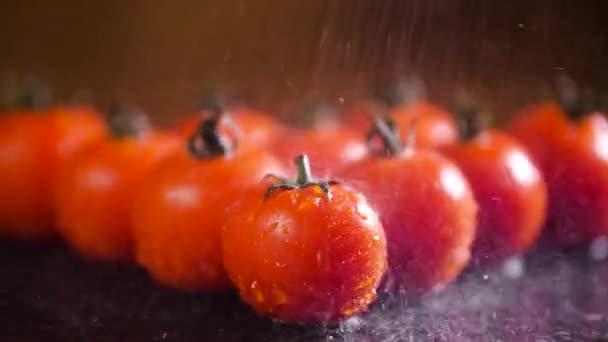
271;126;367;177
441;130;547;265
0;105;106;239
133;116;284;291
509;103;608;246
175;106;284;148
222;155;387;323
344;100;458;149
339;118;477;293
55;113;180;261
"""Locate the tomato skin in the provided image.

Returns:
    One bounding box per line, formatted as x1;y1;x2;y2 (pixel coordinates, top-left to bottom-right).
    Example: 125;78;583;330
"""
441;131;547;264
271;127;367;177
509;104;608;246
0;106;106;239
132;148;284;291
55;132;180;261
222;180;387;323
339;150;477;292
344;100;458;149
176;107;284;148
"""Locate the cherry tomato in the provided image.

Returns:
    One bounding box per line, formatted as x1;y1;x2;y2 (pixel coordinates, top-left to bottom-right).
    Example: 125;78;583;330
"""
175;105;284;148
344;100;458;149
440;111;547;265
339;118;477;293
222;155;387;323
0;105;106;239
509;103;608;246
55;108;180;261
133;117;284;291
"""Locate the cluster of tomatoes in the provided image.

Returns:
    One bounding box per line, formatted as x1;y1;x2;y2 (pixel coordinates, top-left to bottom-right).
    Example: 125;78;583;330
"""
1;86;607;325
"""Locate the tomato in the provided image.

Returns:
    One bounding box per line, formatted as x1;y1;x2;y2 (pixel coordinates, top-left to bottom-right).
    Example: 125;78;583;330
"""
338;118;477;293
222;155;387;323
175;105;284;148
271;127;367;177
133;116;284;291
509;103;608;246
0;105;106;239
344;100;458;150
55;108;180;261
440;110;547;265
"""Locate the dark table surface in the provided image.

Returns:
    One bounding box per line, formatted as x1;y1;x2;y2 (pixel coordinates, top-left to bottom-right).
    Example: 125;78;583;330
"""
1;239;608;342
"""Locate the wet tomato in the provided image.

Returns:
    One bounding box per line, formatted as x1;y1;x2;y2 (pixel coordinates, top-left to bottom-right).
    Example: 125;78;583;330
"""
339;118;477;293
222;155;387;323
509;103;608;246
133;116;284;291
441;111;547;265
0;105;106;239
175;105;284;148
55;107;180;261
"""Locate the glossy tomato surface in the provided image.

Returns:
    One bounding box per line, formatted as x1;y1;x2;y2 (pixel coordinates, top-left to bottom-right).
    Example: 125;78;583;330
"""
441;131;547;264
0;106;106;239
509;104;608;246
340;149;477;292
222;179;387;323
55;132;180;261
132;148;284;291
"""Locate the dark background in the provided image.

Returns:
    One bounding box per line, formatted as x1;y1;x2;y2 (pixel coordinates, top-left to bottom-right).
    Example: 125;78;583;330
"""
1;1;607;124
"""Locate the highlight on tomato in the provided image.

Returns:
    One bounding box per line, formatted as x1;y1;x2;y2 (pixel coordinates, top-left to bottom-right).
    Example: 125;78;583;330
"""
222;155;387;323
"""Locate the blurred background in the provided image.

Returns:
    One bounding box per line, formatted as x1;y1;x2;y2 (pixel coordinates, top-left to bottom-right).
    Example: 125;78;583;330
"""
1;0;607;125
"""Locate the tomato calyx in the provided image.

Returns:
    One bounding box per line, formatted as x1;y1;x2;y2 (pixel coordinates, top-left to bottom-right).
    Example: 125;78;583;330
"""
106;103;151;139
187;112;239;159
366;116;412;157
264;154;338;200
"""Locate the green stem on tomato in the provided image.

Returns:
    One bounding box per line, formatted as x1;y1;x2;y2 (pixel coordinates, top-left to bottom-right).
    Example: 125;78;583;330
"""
295;155;313;185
